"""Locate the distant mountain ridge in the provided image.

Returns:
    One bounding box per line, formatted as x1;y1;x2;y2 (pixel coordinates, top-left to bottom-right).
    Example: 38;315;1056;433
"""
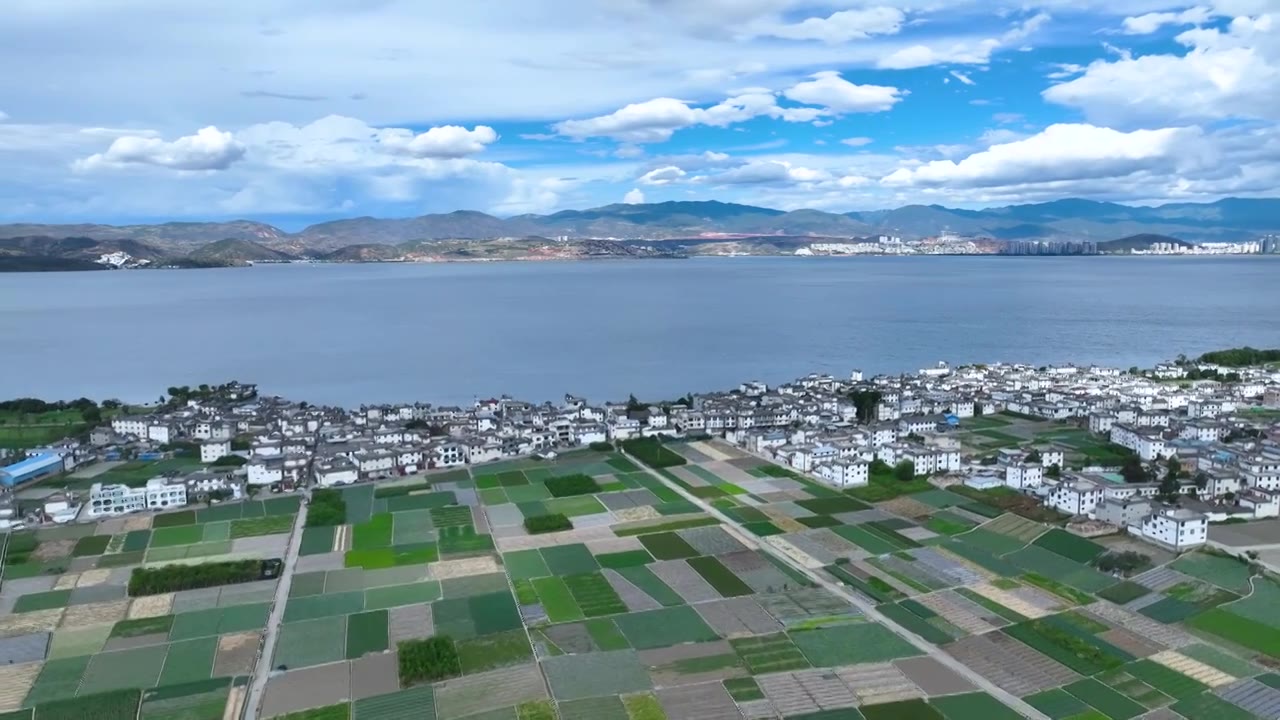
1;198;1277;253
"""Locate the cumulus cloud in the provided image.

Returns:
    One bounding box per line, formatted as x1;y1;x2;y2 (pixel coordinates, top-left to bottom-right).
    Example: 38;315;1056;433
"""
881;123;1197;188
77;126;246;171
1044;13;1280;125
623;188;645;204
704;160;832;184
757;7;905;44
782;72;905;113
1121;6;1213;34
379;125;498;158
554;98;699;143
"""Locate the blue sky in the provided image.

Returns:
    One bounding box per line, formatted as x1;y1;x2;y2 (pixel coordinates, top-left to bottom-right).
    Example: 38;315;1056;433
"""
1;1;1276;229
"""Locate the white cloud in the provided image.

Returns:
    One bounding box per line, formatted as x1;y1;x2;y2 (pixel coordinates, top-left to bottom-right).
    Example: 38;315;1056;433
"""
554;98;698;143
882;123;1197;188
700;160;831;185
782;71;904;113
1044;13;1280;125
0;110;8;122
379;125;498;158
623;188;645;204
757;8;905;44
637;165;687;185
840;136;874;147
1046;63;1085;79
77;126;246;171
878;13;1050;69
949;70;977;85
1121;6;1212;34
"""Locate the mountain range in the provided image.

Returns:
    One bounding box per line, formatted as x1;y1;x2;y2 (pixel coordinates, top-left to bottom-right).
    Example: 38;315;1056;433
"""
0;198;1276;259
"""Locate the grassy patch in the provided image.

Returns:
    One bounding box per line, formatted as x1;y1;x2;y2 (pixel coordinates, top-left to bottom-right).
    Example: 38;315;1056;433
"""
1004;620;1125;675
345;609;389;659
545;474;602;497
596;550;654;569
71;534;111;557
729;634;814;675
397;636;461;685
723;677;765;702
533;577;584;622
436;526;494;556
455;629;533;673
32;688;141;720
541;543;600;575
152;510;197;528
1187;608;1280;659
613;606;719;650
351;513;393;549
524;513;572;534
229;514;294;538
1033;529;1105;563
1021;572;1094;605
621;438;686;468
110;615;174;638
1096;581;1151;605
343;543;439;569
613;516;719;536
1062;678;1146;720
791;622;921;666
846;473;933;502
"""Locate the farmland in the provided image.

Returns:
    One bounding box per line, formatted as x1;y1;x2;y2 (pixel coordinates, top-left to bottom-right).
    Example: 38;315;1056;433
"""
9;441;1279;720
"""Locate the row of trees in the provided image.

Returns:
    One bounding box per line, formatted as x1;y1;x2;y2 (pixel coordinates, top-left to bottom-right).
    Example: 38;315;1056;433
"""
1194;347;1280;367
128;559;263;596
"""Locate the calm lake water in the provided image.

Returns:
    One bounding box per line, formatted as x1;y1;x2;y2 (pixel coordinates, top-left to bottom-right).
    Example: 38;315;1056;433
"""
3;257;1278;407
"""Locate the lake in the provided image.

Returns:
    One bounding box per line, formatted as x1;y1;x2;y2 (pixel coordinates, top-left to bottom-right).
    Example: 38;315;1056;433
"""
3;256;1278;407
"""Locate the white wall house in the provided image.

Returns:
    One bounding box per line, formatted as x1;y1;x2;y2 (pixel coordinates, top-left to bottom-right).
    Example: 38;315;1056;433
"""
247;457;284;485
813;459;870;488
314;457;359;487
1110;424;1172;461
1046;478;1104;517
147;423;174;445
1133;507;1208;551
87;479;187;517
111;416;148;437
1005;463;1044;490
200;440;232;464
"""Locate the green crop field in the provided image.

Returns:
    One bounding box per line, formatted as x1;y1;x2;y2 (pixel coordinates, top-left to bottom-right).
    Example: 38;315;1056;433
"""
687;556;754;597
229;514;294;538
594;550;654;569
455;629;534;674
729;633;811;674
1187;608;1280;658
1062;678;1146;720
791;622;920;666
637;532;700;560
150;525;203;547
503;549;551;580
275;616;347;668
156;637;217;686
612;606;719;650
345;610;389;659
533;577;584;622
563;572;628;617
614;566;685;606
539;543;599;575
930;693;1023;720
1033;529;1105;563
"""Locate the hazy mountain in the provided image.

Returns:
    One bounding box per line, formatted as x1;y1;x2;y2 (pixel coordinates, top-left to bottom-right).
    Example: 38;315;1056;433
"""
0;236;171;262
2;197;1276;252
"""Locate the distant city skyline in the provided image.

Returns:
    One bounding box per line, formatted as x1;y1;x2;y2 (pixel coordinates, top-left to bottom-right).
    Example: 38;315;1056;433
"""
1;1;1276;226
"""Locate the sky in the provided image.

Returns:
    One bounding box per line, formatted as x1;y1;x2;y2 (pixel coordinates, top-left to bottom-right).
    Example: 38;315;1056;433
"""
1;0;1278;229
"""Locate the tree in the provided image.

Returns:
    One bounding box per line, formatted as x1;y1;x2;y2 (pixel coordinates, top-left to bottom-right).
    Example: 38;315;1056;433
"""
211;455;247;467
626;394;644;412
1046;464;1061;478
1093;550;1150;576
1024;449;1042;464
82;406;102;424
870;459;891;475
1162;466;1177;499
1120;455;1149;484
1193;471;1210;491
1165;457;1183;481
847;390;883;425
894;460;915;482
973;403;984;417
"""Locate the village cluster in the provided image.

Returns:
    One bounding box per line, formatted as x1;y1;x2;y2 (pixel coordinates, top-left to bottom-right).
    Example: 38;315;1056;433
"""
3;358;1279;558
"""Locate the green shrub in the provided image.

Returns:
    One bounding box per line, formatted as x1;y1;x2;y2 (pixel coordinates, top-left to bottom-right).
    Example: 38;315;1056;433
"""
128;559;263;596
588;441;614;451
524;514;573;534
544;474;600;497
621;437;686;468
210;455;246;467
306;489;347;527
398;636;461;685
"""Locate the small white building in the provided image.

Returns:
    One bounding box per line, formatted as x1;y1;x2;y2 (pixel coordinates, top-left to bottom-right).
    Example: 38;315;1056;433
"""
1046;478;1104;517
200;440;233;464
813;459;870;488
247;457;284;486
1005;463;1044;490
314;457;359;487
1134;507;1208;551
88;479;187;517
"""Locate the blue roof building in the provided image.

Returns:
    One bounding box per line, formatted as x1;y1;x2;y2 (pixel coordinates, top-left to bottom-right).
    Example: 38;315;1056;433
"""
0;453;64;487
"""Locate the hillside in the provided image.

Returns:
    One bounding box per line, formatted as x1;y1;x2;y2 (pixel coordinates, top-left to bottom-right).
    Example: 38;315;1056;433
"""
184;239;297;266
1;197;1276;252
0;236;171;263
1100;234;1194;252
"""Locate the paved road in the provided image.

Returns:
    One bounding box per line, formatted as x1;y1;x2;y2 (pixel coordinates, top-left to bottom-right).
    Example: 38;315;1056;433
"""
623;447;1050;720
243;496;309;720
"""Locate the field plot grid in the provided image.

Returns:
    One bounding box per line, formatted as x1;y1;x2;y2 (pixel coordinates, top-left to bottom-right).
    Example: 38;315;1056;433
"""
757;669;858;716
944;632;1078;696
